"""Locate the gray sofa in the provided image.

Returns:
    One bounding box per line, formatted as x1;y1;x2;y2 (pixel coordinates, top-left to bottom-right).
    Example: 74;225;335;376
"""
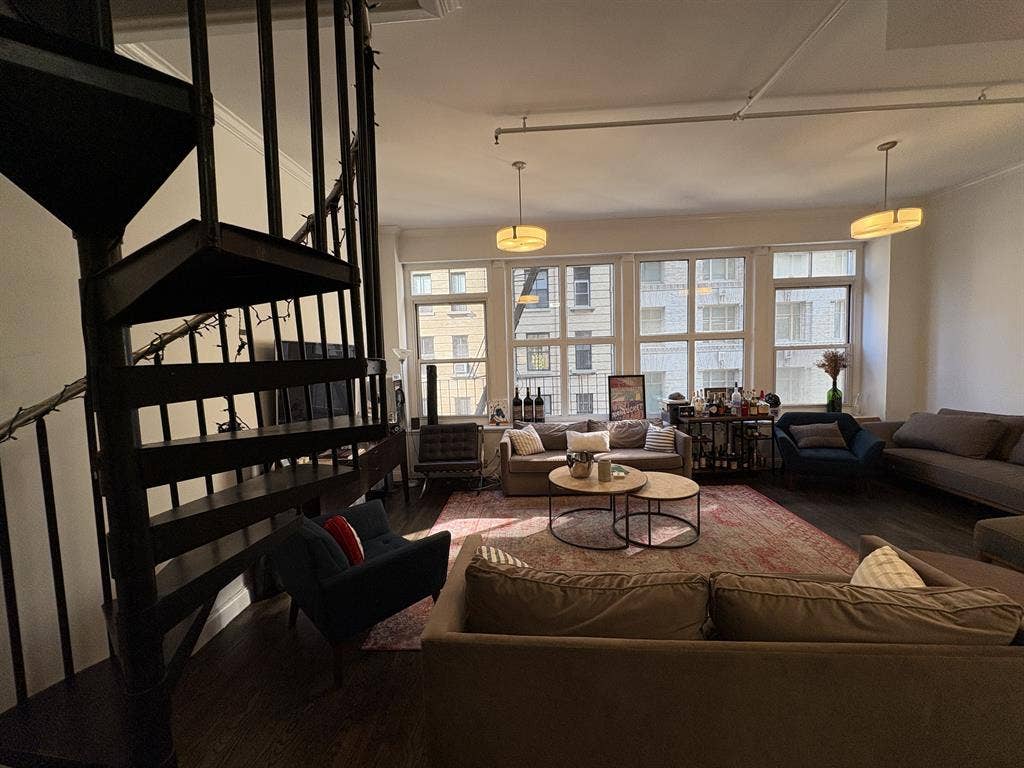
866;408;1024;515
499;419;692;496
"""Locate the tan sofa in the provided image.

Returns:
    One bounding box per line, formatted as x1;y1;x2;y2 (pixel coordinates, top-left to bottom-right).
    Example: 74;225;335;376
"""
866;408;1024;515
499;419;692;496
422;533;1024;768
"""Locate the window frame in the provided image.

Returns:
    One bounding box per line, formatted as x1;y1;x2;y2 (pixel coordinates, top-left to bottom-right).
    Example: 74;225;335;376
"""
510;260;617;418
635;251;752;408
770;247;862;407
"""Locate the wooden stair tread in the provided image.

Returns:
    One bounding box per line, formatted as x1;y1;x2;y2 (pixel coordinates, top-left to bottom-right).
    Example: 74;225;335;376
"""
0;657;132;768
152;513;301;634
109;357;384;409
96;220;359;325
0;16;196;235
149;463;356;563
131;416;387;487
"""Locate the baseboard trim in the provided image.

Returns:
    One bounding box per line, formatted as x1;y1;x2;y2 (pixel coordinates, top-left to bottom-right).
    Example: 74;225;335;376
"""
194;585;252;652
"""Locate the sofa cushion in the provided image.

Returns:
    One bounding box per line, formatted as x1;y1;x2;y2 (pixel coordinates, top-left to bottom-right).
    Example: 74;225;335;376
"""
795;447;859;462
513;421;588;450
790;421;848;449
886;448;1024;513
893;412;1006;459
974;516;1024;570
938;408;1024;461
596;448;683;471
507;424;545;455
298;517;349;581
643;423;677;452
710;572;1023;645
507;450;568;474
566;430;610;453
1011;435;1024;466
588;419;648;448
465;557;708;640
361;532;409;561
850;545;926;589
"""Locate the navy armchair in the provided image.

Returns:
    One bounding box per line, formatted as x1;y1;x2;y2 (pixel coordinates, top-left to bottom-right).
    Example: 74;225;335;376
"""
774;413;884;487
273;499;451;686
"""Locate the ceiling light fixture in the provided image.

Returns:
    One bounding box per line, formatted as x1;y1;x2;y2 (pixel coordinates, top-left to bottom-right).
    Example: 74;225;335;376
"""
497;160;547;252
850;141;923;240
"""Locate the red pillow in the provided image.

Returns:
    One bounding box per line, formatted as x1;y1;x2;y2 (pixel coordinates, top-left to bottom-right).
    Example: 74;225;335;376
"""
322;516;365;566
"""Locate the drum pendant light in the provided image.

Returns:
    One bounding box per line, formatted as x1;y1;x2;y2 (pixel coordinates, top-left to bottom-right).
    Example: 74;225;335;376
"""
497;160;547;252
850;141;923;240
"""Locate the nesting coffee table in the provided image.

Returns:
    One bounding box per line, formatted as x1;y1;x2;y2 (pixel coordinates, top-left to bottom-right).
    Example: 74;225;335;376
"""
616;472;701;549
547;464;647;551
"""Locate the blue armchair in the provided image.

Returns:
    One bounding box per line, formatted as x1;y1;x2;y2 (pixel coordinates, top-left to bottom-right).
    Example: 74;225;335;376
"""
774;413;884;486
273;499;451;686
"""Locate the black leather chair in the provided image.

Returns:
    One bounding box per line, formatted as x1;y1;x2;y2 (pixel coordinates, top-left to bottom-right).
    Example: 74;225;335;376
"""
415;422;483;496
273;499;450;687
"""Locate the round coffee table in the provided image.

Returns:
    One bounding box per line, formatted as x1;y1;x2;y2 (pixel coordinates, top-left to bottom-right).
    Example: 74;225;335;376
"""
548;464;648;551
615;472;700;549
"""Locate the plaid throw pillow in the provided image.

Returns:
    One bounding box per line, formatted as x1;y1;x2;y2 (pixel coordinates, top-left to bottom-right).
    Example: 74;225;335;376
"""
644;424;677;453
476;546;530;568
850;546;926;589
508;423;545;455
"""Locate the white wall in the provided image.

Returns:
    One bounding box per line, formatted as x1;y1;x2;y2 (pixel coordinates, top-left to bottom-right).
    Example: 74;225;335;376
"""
923;166;1024;415
0;115;316;708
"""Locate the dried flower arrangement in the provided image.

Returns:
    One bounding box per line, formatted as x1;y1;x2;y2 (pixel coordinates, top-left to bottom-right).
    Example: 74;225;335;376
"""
815;350;848;381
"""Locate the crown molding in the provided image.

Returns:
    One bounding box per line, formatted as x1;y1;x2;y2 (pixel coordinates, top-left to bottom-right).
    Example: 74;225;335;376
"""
927;161;1024;200
116;42;313;188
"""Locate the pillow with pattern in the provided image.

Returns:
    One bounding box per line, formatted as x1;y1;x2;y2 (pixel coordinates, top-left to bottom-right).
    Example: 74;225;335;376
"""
507;423;545;455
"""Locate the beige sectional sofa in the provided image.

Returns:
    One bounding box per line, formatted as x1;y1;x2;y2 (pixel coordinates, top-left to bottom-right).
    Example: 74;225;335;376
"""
866;408;1024;515
422;533;1024;768
499;419;692;496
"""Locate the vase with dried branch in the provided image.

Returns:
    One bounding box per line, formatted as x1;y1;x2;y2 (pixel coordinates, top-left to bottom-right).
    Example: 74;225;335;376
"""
815;350;848;413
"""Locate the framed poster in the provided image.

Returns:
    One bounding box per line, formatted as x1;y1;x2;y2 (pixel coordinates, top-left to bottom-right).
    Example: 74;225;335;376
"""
607;375;646;421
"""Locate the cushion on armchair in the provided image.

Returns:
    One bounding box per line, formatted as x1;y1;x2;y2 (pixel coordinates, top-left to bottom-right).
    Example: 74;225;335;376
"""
323;516;365;566
790;422;848;450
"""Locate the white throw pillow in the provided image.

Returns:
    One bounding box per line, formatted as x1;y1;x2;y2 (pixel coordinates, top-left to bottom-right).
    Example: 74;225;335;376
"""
644;424;677;453
507;423;545;455
850;546;927;589
566;430;610;453
476;545;530;568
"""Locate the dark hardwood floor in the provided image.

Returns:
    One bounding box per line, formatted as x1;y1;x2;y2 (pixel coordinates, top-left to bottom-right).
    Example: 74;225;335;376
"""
172;473;1010;767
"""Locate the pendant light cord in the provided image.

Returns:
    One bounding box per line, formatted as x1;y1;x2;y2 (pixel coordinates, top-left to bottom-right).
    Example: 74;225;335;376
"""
517;164;524;225
882;148;889;209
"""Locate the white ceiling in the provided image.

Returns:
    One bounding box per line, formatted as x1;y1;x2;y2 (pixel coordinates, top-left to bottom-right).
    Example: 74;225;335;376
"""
130;0;1024;228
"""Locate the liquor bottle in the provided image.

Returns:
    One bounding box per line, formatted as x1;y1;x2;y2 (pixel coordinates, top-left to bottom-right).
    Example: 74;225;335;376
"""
534;389;545;422
693;390;704;416
512;387;523;422
740;392;750;417
731;382;742;415
708;397;718;416
523;388;533;422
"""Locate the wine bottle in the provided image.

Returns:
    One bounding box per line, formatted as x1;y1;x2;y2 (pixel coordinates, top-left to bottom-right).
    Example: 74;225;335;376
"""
512;387;523;422
534;389;545;422
523;388;533;422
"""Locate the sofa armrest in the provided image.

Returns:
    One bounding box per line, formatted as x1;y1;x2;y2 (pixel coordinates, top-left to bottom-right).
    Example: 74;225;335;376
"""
858;535;965;587
317;498;390;541
674;429;693;477
423;533;482;641
773;427;800;465
850;429;885;465
862;420;904;448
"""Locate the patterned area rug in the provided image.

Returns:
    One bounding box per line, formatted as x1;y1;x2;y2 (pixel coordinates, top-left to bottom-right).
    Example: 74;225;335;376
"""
361;485;858;651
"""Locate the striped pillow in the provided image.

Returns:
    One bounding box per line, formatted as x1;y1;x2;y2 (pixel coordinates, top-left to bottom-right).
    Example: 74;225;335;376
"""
476;545;530;568
644;424;677;453
850;546;926;589
508;423;545;455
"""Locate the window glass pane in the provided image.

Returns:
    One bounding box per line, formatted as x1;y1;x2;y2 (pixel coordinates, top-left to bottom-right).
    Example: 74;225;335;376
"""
513;347;562;416
569;343;613;416
512;266;560;339
641;341;689;415
695;339;743;389
639;260;687;335
774;287;848;345
775;349;848;406
773;252;810;279
419;362;488;417
409;267;486;296
695;258;743;333
567;263;613;337
811;250;856;277
419;336;434;359
416;303;486;359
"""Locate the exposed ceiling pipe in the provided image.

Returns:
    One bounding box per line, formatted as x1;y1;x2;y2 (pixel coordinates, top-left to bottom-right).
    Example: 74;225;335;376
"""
493;94;1024;144
736;0;849;119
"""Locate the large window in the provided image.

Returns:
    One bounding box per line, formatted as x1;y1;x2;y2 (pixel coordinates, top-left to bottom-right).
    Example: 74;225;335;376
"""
637;255;746;408
773;250;857;406
511;263;614;417
408;266;488;417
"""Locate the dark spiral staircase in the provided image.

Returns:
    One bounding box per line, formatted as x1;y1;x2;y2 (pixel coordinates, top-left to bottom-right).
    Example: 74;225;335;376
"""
0;1;390;765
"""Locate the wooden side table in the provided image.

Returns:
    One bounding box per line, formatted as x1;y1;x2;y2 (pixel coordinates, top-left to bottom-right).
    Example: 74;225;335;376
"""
547;465;647;551
616;472;700;549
